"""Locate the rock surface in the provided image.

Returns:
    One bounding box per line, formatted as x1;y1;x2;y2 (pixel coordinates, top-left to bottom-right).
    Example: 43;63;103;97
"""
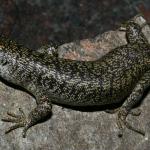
0;15;150;150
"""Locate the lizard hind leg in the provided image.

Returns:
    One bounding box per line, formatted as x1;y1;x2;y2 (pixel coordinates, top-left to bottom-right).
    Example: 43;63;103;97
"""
2;96;52;138
105;107;143;136
116;70;150;137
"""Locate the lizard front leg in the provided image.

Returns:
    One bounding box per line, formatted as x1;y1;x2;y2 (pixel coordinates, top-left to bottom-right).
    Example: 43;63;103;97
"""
117;70;150;136
2;96;52;138
36;43;59;57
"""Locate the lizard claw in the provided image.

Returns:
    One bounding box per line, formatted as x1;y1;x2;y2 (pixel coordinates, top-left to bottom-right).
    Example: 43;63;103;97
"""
117;107;145;137
2;108;27;135
129;108;141;116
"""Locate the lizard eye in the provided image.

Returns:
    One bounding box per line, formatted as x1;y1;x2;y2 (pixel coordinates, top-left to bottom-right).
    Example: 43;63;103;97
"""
1;59;8;66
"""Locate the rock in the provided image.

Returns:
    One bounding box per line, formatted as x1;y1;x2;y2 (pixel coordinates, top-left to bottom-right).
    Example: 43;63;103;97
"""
0;15;150;150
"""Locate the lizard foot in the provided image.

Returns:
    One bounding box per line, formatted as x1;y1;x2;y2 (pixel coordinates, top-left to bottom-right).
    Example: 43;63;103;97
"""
2;108;27;136
117;107;145;137
2;98;52;138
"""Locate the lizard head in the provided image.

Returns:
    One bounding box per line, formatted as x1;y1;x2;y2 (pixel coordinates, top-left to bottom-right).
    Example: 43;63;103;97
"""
125;21;149;45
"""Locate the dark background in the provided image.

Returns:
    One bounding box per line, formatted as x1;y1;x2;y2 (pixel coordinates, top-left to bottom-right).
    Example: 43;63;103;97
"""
0;0;150;49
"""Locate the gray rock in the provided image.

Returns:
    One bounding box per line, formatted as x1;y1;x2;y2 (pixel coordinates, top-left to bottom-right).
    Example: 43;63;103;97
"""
0;15;150;150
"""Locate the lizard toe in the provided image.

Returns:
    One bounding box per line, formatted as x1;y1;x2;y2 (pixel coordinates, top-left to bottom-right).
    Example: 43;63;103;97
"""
117;107;145;137
2;108;27;135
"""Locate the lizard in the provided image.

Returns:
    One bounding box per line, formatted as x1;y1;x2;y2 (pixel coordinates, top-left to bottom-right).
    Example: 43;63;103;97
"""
0;18;150;138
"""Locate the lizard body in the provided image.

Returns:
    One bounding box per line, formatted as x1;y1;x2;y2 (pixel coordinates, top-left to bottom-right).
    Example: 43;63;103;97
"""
1;20;150;137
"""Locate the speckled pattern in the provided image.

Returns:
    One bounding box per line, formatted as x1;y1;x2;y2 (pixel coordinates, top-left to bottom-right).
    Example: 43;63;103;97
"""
1;20;150;137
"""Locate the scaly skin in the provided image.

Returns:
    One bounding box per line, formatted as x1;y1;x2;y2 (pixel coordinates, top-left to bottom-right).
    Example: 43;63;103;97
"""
1;20;150;137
